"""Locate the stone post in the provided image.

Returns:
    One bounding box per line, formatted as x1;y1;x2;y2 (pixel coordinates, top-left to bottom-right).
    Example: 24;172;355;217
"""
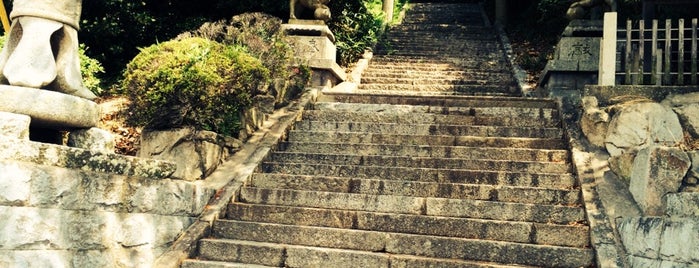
495;0;507;25
383;0;394;24
599;12;617;86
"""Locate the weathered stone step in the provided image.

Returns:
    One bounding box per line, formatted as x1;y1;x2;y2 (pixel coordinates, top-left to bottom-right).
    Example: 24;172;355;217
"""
318;93;558;109
182;260;275;268
302;110;559;127
197;238;550;268
313;101;560;119
360;77;513;86
213;219;589;251
268;152;572;174
361;69;511;79
294;121;563;139
279;142;570;162
239;187;585;224
250;173;581;205
358;84;516;95
227;203;588;247
260;162;576;189
379;42;501;50
373;50;504;59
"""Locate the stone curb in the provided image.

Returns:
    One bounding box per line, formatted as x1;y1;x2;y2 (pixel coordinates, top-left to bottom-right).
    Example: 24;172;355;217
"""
558;95;635;267
153;88;320;267
493;23;530;97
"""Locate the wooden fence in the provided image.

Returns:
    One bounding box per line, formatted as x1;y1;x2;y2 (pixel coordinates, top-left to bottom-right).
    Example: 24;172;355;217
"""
599;12;698;86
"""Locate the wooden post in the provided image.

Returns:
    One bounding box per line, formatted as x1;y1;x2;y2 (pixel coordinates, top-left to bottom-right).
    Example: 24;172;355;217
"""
639;20;645;84
383;0;395;24
656;48;663;85
600;12;618;86
495;0;507;25
692;18;697;85
665;19;672;85
651;19;659;85
678;19;685;85
625;20;632;84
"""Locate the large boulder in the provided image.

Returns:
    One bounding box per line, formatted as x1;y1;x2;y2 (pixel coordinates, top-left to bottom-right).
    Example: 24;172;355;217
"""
605;102;684;157
629;146;690;215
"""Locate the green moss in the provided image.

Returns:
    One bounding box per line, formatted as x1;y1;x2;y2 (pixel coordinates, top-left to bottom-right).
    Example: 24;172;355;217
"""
122;37;270;136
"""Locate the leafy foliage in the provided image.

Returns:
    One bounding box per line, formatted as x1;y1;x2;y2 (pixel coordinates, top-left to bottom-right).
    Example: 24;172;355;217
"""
328;0;385;66
121;37;269;136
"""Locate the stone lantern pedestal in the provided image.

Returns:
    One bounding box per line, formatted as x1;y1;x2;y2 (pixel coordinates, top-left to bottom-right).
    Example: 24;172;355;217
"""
283;19;346;89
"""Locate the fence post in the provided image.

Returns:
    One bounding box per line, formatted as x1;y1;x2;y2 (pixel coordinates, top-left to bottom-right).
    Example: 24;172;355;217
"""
383;0;394;24
599;12;618;86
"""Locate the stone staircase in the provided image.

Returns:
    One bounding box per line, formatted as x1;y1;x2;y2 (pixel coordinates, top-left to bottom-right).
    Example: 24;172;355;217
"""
364;2;518;96
180;2;595;268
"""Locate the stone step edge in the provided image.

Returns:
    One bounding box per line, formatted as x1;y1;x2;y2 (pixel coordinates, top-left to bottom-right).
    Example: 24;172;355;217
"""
212;219;590;249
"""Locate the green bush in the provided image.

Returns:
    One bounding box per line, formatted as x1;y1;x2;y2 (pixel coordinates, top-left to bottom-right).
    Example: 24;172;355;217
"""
180;12;310;107
0;36;105;96
329;0;385;66
122;37;270;136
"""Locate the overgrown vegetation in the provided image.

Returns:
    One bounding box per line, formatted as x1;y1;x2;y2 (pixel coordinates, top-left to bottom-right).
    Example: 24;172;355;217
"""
122;37;269;136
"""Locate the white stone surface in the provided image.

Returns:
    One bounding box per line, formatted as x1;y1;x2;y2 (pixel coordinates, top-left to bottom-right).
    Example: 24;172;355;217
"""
659;219;699;263
580;96;610;148
618;217;664;259
0;161;32;204
0;111;30;139
629;146;689;215
67;127;115;153
671;104;699;138
0;85;99;128
605;102;684;157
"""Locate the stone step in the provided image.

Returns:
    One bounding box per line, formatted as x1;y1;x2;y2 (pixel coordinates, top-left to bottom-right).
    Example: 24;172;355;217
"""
358;84;516;95
213;219;589;251
373;50;504;59
360;76;514;86
302;110;559;127
259;163;576;189
378;42;502;50
267;152;572;174
197;238;553;267
311;102;559;121
360;69;512;79
317;93;558;109
250;173;581;205
239;187;585;224
182;260;277;268
227;203;588;247
294;121;563;139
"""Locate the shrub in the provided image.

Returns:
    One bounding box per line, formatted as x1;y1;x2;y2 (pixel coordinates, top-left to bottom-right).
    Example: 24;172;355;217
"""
179;12;310;106
329;0;385;66
0;36;105;96
121;37;270;136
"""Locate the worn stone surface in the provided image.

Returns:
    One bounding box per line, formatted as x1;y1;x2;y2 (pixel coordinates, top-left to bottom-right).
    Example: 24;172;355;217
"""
671;104;699;138
67;127;115;153
608;150;637;185
629;146;690;216
0;111;30;139
619;217;699;265
664;192;699;218
580;96;610;148
0;136;175;179
0;85;99;128
685;151;699;188
605;102;684;157
138;127;241;181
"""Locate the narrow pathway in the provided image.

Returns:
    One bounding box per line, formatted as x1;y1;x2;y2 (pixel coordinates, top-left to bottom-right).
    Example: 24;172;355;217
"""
182;2;595;267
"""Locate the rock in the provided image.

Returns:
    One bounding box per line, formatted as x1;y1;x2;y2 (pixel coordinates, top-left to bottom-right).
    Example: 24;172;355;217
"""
662;92;699;107
0;85;99;129
608;149;636;185
580;96;610;148
253;94;276;114
685;151;699;186
671;104;699;138
0;112;30;139
605;102;684;157
629;146;690;216
68;127;115;153
138;127;241;181
664;193;699;218
617;217;664;259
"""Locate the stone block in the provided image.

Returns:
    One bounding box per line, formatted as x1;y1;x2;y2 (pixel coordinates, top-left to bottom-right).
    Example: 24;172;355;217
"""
67;127;115;153
664;192;699;218
287;35;336;62
555;37;600;65
138;127;241;181
0;85;99;129
606;102;684;157
580;96;610;148
0;111;30;139
617;217;664;259
629;146;690;215
659;219;699;263
0;161;32;205
671;104;699;138
608;150;637;185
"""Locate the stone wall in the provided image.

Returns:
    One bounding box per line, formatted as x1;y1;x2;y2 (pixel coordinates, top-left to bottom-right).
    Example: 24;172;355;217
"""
0;113;214;266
